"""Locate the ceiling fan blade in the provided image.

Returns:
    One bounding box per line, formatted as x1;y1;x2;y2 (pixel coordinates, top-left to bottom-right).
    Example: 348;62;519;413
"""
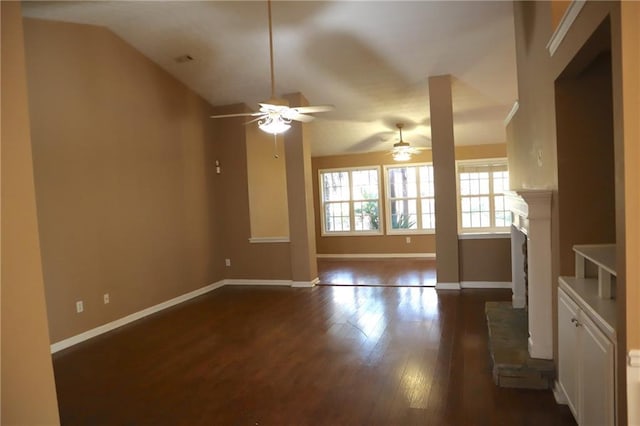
210;112;262;119
291;105;335;114
244;116;264;125
285;112;315;123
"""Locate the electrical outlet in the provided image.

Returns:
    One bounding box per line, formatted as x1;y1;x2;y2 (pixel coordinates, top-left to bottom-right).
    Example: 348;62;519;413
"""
225;258;231;267
76;301;84;313
406;236;411;244
103;293;110;304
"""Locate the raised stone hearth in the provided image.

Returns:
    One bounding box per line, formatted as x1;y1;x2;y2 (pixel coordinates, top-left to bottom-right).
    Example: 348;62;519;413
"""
485;302;555;389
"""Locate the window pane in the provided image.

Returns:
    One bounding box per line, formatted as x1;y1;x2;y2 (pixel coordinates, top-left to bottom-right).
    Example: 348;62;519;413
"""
322;172;350;202
421;199;435;229
479;174;490;194
462;212;471;228
461;195;490;228
389;167;417;198
419;166;434;197
494;194;511;227
390;199;417;229
325;202;350;232
354;201;379;231
352;169;379;200
493;171;509;195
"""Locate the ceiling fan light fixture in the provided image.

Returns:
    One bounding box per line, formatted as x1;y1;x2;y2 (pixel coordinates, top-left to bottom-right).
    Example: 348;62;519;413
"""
391;123;413;162
392;143;412;162
258;114;291;134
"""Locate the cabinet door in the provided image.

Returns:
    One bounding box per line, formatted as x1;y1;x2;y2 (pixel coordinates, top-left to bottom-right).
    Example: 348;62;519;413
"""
558;288;580;418
579;312;615;426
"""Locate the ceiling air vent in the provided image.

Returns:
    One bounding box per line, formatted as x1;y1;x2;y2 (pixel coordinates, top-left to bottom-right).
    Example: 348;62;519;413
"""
174;54;194;63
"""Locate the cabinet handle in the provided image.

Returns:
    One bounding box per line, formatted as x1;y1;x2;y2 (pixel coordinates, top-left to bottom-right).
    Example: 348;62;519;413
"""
571;317;582;327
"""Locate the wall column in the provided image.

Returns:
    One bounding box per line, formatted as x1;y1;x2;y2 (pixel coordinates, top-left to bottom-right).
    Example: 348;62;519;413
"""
283;92;318;287
428;75;460;289
1;2;60;423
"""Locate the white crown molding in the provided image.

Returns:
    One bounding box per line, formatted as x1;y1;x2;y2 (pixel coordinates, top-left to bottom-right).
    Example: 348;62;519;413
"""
546;0;587;56
50;280;225;353
316;253;436;260
436;282;461;290
460;281;511;289
504;100;519;126
248;236;290;243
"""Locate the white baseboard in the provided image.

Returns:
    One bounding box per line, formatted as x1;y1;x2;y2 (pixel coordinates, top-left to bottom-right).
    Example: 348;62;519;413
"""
553;380;568;405
436;282;461;290
224;279;292;286
460;281;511;289
628;351;640;426
292;277;319;288
50;280;225;353
317;253;436;260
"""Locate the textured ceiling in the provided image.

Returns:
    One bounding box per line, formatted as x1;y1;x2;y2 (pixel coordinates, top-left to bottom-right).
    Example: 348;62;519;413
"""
22;1;518;157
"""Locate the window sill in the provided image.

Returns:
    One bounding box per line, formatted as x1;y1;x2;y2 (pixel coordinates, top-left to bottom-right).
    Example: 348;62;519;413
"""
248;237;290;243
458;232;510;240
321;232;383;237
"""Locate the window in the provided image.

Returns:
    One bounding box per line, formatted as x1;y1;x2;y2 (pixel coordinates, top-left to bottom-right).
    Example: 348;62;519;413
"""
384;164;435;233
457;160;510;233
320;167;382;235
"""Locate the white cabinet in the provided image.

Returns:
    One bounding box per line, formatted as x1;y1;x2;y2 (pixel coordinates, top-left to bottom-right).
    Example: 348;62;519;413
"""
558;287;615;425
580;311;615;426
558;288;580;416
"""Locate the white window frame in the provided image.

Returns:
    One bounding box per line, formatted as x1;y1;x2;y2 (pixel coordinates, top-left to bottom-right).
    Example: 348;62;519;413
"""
383;163;436;235
319;166;383;236
456;158;510;234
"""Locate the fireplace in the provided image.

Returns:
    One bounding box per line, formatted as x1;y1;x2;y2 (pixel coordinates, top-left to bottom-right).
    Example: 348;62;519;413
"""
506;190;553;360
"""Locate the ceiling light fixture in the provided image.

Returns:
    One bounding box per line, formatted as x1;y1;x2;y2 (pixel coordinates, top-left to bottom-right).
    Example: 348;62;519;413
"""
392;123;414;162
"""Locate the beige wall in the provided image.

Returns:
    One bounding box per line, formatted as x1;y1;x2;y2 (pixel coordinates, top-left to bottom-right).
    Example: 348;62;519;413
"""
556;46;616;275
246;127;289;239
459;238;512;282
511;1;635;420
1;4;60;424
550;1;572;31
212;105;292;280
23;18;224;343
312;144;507;256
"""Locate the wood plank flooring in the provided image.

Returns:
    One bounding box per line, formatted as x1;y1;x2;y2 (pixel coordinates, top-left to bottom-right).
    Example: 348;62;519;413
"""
52;285;575;425
318;259;437;286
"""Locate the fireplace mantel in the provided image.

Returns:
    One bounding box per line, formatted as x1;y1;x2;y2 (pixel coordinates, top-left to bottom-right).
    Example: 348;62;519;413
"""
506;190;553;360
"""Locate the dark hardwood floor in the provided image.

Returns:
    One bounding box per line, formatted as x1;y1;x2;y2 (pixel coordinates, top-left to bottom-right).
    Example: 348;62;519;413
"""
318;259;437;287
53;262;575;425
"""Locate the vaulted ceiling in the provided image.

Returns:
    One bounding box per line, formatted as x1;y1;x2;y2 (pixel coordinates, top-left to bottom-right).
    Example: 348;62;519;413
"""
22;1;518;157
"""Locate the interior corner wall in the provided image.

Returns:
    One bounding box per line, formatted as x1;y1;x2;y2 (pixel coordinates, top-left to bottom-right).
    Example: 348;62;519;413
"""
212;105;292;281
1;3;60;423
312;144;507;257
23;18;225;344
312;150;436;255
556;48;616;276
245;125;289;239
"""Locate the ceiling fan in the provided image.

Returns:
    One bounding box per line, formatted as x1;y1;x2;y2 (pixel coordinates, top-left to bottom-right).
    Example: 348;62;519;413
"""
210;0;334;135
390;123;428;162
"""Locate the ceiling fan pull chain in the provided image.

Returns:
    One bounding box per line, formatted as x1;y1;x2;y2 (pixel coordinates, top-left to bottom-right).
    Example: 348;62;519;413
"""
273;134;279;159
